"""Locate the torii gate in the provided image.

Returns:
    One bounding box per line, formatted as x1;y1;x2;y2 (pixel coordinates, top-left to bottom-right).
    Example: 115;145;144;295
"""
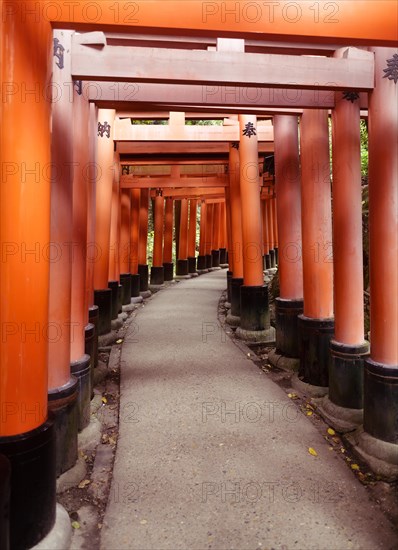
1;2;397;548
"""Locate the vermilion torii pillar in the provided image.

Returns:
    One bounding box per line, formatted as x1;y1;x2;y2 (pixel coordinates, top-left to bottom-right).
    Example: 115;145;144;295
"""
272;115;304;363
138;188;151;296
272;197;279;264
197;201;208;272
94;108;116;335
236;115;274;342
262;199;270;270
352;47;398;479
211;202;221;268
188;199;198;275
151;191;165;285
298;109;334;391
219;201;229;267
119;189;132;304
226;143;245;327
47;30;79;478
176;198;190;277
0;10;56;548
130;189;143;301
108;153;122;321
163;197;175;281
267;197;276;268
319;67;370;432
204;202;214;269
224;189;233;302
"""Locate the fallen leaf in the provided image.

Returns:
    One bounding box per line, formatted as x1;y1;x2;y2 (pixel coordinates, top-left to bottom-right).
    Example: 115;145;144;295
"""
140;520;148;525
71;521;80;530
116;339;123;344
102;397;107;404
351;464;360;471
327;428;336;436
308;447;318;457
306;411;313;416
78;479;91;489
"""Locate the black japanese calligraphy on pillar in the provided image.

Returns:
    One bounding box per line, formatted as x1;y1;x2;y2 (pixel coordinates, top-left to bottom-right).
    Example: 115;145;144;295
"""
98;122;111;138
383;53;398;84
342;91;360;103
53;38;64;70
242;122;257;138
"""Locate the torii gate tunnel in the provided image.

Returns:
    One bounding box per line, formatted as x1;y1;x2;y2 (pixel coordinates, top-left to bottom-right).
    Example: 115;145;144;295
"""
0;1;397;548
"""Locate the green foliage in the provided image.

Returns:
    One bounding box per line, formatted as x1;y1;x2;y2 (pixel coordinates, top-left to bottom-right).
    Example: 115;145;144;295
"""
360;120;368;178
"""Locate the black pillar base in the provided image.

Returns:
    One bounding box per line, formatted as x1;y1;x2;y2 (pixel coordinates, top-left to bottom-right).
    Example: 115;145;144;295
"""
211;249;220;268
94;289;112;336
0;454;10;550
151;266;165;285
188;256;197;274
176;259;189;276
264;254;271;270
70;354;92;432
138;264;149;292
197;255;207;271
269;249;276;268
227;270;233;303
0;419;56;550
117;283;123;314
239;285;270;332
88;305;99;367
163;262;174;281
230;277;244;318
48;377;79;476
120;273;132;305
275;298;304;358
274;247;278;265
205;254;213;269
108;280;119;320
329;340;369;410
364;359;398;444
298;315;334;388
220;248;227;265
85;323;95;399
131;273;141;298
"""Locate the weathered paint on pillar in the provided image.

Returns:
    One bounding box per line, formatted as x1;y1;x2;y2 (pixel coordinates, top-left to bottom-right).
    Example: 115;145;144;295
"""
153;193;164;267
239;115;263;286
109;152;121;282
120;190;131;274
229;144;244;278
130;189;140;274
179;198;189;260
368;48;398;366
138;189;149;266
300;110;334;319
48;30;74;389
94;109;116;290
163;198;174;264
188;199;198;258
274;115;303;300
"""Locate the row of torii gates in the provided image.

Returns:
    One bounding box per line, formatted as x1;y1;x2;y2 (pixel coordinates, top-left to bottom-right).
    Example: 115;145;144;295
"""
1;2;397;548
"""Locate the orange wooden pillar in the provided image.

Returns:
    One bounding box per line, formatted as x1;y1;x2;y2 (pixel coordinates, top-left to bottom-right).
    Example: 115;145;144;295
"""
272;197;279;264
356;47;398;474
266;197;276;268
70;71;92;435
138;188;150;295
176;198;190;276
299;109;334;389
261;199;270;269
108;153;122;321
197;201;208;272
0;9;56;548
151;192;165;285
319;72;370;430
237;115;274;342
211;203;221;268
220;200;229;267
48;30;79;474
94;108;116;335
224;189;234;303
205;203;214;269
163;197;175;281
273;115;304;360
130;189;142;299
226;143;245;326
188;199;198;274
119;189;133;304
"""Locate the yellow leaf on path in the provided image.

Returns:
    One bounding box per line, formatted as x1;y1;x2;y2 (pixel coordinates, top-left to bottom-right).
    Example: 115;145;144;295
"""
116;339;123;344
78;479;91;489
327;428;336;436
308;447;318;457
140;520;148;525
102;397;107;404
288;393;298;399
71;521;80;530
306;411;313;416
351;464;360;471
